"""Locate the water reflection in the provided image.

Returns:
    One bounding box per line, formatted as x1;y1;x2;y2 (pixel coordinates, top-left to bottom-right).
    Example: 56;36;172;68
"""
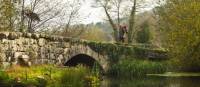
101;77;200;87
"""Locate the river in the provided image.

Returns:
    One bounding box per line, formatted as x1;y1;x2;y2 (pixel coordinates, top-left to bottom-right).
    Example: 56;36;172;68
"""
101;76;200;87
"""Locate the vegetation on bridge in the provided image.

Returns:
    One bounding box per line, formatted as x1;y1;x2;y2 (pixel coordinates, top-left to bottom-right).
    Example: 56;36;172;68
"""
73;40;167;62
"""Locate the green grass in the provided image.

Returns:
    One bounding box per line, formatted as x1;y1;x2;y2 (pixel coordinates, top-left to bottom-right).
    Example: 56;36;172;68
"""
0;65;100;87
108;59;167;78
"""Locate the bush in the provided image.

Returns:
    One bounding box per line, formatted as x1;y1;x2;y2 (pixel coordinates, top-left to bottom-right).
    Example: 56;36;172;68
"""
136;21;152;43
156;0;200;72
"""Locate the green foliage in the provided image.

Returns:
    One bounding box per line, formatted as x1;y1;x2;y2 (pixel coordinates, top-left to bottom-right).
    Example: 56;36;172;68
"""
0;70;11;86
136;21;152;43
58;66;88;87
80;27;110;42
55;25;110;42
108;59;167;78
83;40;167;63
0;0;18;31
0;65;100;87
156;0;200;71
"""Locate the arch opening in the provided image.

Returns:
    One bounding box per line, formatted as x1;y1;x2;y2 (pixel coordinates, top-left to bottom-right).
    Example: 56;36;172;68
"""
65;54;104;72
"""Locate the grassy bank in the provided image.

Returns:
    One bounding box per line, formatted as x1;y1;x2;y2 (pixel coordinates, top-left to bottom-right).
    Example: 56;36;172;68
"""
108;59;167;78
0;65;100;87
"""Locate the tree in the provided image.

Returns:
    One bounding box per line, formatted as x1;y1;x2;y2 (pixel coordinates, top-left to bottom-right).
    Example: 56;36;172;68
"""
0;0;66;33
156;0;200;71
127;0;150;43
94;0;118;42
49;0;85;38
110;0;123;27
25;0;65;33
127;0;137;43
93;0;129;42
0;0;18;31
136;21;152;43
80;25;110;42
94;0;152;43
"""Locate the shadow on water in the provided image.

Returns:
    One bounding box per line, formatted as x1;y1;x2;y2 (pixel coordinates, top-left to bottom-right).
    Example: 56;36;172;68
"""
101;76;200;87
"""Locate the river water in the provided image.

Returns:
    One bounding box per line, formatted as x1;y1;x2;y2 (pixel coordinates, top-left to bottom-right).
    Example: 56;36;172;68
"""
101;77;200;87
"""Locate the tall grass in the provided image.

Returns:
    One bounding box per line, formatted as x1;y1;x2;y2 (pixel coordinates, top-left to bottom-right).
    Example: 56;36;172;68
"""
53;66;89;87
0;69;12;87
0;65;100;87
108;59;167;78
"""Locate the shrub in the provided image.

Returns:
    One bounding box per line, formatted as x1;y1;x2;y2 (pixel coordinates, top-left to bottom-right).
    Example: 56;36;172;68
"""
136;21;152;43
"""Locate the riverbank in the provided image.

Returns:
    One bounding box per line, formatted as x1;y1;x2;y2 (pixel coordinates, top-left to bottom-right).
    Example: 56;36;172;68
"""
0;65;100;87
1;58;200;87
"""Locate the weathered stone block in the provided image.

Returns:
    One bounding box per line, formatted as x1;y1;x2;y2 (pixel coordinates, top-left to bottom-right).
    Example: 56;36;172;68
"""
6;57;12;62
39;47;46;59
19;55;30;62
0;53;6;62
31;45;39;51
32;33;40;39
54;48;64;54
38;38;46;46
63;37;71;42
0;33;8;40
57;55;64;64
64;48;69;54
39;34;46;38
8;32;19;40
16;39;23;46
57;37;64;42
49;36;57;41
50;54;55;60
60;43;70;48
2;39;9;44
23;32;32;38
29;39;37;45
14;52;24;59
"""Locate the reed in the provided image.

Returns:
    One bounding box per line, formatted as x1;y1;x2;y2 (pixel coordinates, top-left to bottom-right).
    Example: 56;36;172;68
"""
108;59;167;78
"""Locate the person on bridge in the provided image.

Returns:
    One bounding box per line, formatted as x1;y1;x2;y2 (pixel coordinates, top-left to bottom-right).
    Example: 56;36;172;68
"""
119;25;128;43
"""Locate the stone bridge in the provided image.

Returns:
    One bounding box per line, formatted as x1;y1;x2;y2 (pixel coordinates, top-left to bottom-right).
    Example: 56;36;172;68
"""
0;32;167;72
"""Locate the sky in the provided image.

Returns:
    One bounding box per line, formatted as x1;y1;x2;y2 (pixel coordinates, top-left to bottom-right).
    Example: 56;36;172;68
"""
24;0;158;25
79;0;103;24
79;0;158;24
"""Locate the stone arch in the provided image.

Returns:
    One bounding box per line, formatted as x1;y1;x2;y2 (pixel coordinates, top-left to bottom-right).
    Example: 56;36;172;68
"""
64;45;109;72
65;54;104;71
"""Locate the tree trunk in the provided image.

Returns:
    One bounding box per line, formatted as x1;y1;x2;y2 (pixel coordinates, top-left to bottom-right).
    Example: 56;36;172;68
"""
28;0;38;33
117;5;120;27
20;0;25;32
128;0;136;44
103;6;119;42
